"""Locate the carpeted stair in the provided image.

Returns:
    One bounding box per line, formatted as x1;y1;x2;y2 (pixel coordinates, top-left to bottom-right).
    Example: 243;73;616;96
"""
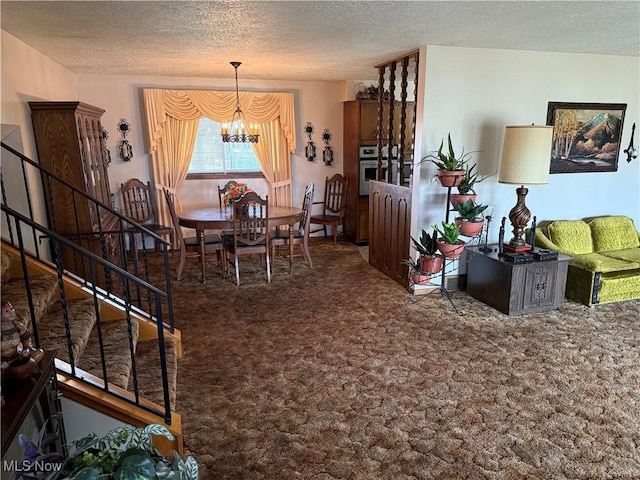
129;338;178;410
0;248;176;410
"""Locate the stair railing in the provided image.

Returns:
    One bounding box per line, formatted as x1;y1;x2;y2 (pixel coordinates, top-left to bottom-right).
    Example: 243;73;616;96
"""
2;204;173;423
1;141;175;332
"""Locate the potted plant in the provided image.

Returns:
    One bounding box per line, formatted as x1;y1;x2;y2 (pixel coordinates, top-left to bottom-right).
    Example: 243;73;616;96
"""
401;256;432;285
421;133;472;187
454;199;488;237
432;221;465;259
449;163;493;207
16;423;199;480
410;228;444;274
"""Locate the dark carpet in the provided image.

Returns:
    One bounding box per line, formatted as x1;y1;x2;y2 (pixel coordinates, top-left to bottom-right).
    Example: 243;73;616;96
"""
166;240;640;480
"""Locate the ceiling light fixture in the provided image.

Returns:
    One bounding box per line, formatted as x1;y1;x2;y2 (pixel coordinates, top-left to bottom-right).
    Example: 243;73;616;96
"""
221;62;259;144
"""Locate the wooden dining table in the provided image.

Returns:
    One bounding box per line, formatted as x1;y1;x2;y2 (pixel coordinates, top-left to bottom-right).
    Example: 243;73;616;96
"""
177;205;303;283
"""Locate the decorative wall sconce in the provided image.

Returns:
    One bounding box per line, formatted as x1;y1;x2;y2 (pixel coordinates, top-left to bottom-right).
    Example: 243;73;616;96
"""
304;122;316;161
624;122;638;163
101;127;112;167
321;129;334;166
117;118;133;162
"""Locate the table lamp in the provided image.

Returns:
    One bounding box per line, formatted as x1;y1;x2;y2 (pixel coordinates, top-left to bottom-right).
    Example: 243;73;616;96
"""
498;125;553;251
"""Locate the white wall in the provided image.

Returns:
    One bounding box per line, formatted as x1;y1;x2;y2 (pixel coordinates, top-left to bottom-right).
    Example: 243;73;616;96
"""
3;33;639;245
1;30;346;214
415;46;640;260
1;31;78;231
61;398;126;445
75;75;345;211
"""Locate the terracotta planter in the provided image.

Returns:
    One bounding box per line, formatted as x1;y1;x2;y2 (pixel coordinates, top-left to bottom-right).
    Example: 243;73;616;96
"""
436;239;465;259
410;272;431;285
436;170;465;187
449;193;477;208
419;254;444;274
456;218;484;238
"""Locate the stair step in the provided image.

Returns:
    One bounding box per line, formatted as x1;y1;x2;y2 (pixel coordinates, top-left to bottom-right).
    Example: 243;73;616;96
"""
80;318;141;390
38;298;97;365
2;242;180;431
130;338;178;411
3;275;60;329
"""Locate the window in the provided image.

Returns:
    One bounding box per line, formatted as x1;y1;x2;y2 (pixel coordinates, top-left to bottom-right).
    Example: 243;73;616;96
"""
188;117;261;175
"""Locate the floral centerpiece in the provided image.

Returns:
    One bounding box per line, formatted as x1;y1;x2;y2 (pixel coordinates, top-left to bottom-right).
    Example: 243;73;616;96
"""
222;182;251;206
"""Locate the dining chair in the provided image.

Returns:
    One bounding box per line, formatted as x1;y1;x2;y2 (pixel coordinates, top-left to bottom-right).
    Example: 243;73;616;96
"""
217;180;240;238
217;180;239;207
271;183;314;270
309;174;348;247
121;178;174;257
223;192;270;286
162;188;224;281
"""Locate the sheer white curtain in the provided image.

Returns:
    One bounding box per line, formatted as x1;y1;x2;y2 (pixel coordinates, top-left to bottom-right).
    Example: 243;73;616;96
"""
142;88;297;228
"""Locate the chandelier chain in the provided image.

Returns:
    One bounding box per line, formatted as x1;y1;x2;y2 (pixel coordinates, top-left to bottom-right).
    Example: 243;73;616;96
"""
221;61;259;144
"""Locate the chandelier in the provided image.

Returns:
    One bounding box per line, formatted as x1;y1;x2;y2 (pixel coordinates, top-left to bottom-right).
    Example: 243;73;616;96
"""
221;61;259;143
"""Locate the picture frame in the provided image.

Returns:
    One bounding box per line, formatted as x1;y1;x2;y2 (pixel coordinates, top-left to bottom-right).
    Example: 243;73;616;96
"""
546;102;627;174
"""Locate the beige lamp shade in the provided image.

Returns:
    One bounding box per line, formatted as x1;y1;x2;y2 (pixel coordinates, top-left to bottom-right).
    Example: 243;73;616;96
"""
498;125;553;185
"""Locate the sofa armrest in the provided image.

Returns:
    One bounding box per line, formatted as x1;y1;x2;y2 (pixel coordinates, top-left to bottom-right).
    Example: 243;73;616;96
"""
534;228;576;256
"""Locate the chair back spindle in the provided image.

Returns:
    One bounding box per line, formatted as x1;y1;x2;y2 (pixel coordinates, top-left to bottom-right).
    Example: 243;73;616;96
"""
120;178;174;256
224;191;271;285
299;183;315;237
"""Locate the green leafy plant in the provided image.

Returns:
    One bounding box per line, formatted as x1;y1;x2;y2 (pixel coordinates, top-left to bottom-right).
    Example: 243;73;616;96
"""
64;424;198;480
456;164;493;194
410;228;439;256
421;133;472;171
19;423;199;480
454;199;488;221
400;256;422;273
432;221;461;245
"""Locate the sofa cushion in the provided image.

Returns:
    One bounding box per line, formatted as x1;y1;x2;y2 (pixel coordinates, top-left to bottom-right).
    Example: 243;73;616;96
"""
588;216;640;252
570;252;640;273
601;248;640;265
546;220;593;254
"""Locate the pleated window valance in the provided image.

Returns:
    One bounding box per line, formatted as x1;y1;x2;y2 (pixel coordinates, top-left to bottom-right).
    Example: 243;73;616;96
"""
141;88;297;231
143;89;296;155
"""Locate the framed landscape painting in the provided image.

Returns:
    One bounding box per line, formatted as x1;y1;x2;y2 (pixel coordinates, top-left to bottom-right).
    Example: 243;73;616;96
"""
546;102;627;173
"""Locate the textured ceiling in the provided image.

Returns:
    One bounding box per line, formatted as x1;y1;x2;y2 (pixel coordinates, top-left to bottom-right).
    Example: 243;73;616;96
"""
2;1;639;82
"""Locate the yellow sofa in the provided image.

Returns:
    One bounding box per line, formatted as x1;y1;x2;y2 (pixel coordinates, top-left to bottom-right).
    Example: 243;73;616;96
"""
535;215;640;306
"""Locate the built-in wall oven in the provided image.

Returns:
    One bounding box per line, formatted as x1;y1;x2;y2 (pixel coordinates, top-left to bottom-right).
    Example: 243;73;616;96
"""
359;145;398;195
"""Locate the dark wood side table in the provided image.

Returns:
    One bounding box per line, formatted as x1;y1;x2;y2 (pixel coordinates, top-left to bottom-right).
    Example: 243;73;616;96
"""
466;246;571;315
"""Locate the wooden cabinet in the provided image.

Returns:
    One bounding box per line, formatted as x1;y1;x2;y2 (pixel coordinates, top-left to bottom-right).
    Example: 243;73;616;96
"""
466;246;571;315
29;102;118;288
343;100;370;244
358;100;415;148
358;101;383;144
